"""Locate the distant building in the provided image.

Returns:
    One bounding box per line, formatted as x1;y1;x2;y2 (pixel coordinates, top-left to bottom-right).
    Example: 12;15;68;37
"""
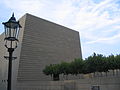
0;13;82;90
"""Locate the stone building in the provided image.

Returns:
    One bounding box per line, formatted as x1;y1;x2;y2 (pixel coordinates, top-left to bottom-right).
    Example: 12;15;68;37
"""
0;13;82;90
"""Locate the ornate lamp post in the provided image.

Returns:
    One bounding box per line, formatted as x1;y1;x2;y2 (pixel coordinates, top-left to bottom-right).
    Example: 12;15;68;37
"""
2;13;22;90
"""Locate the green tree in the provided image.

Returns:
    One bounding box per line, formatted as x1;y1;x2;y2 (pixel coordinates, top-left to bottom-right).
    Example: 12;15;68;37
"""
70;58;84;75
59;62;71;79
43;64;61;81
115;54;120;69
52;64;61;80
85;53;96;74
114;54;120;75
84;53;108;76
107;55;116;75
43;64;53;78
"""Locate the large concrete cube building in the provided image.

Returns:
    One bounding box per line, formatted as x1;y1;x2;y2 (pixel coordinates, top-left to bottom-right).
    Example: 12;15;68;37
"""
0;14;82;90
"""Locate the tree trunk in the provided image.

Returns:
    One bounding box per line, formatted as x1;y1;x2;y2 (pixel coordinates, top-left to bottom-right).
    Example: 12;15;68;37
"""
63;74;65;80
53;74;59;81
66;75;68;80
113;70;115;76
93;72;95;77
100;72;102;77
116;69;118;76
105;72;107;77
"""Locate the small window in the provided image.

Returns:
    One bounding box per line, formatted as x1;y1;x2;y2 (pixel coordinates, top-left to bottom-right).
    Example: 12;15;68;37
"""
91;86;100;90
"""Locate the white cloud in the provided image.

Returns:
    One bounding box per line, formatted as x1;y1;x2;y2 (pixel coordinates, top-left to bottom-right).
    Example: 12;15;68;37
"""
86;32;120;44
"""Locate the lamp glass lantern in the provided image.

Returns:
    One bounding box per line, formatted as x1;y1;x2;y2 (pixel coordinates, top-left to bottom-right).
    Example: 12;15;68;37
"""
2;13;22;42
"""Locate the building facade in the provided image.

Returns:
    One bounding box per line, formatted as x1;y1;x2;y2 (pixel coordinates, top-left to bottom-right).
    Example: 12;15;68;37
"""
0;13;82;90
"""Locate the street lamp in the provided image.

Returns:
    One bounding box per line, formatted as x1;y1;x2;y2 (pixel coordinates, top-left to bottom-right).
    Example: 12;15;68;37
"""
2;13;22;90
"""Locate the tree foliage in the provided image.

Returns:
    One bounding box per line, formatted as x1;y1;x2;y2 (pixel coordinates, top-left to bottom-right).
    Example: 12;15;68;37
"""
43;53;120;80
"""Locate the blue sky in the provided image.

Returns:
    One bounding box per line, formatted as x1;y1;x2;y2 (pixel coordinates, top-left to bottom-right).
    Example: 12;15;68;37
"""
0;0;120;59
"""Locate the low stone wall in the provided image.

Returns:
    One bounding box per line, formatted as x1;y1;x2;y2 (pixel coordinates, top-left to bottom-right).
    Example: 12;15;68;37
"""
54;69;120;81
16;75;120;90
